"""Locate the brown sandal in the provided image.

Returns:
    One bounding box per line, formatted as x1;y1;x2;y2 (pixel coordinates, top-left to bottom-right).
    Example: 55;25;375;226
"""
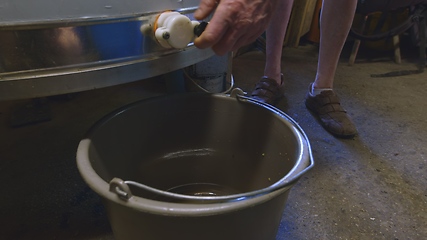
304;83;357;138
250;76;284;105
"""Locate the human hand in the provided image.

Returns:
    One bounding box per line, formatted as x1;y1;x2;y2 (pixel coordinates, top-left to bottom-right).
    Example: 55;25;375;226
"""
194;0;279;55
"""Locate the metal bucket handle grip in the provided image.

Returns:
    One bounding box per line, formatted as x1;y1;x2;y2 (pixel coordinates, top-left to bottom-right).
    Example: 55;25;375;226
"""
108;89;314;203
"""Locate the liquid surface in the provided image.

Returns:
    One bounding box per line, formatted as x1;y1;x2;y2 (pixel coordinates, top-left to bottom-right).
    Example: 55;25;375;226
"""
167;183;241;196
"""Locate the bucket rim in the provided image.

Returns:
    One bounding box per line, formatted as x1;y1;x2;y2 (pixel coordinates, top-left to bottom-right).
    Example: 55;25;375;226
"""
76;91;314;215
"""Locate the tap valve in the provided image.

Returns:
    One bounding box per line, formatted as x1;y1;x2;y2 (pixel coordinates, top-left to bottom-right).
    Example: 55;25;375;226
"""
153;12;205;49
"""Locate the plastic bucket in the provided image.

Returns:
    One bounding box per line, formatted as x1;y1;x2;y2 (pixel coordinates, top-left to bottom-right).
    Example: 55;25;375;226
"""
76;89;314;240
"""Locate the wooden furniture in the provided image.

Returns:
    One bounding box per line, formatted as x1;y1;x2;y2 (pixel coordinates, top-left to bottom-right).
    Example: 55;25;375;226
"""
284;0;319;47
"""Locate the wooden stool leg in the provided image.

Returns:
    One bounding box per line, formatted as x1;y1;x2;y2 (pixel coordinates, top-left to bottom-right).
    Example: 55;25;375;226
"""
348;15;368;66
419;9;426;72
392;35;401;64
349;39;361;66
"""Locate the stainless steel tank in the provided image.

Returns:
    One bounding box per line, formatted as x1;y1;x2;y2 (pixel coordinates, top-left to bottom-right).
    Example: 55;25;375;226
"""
0;0;214;100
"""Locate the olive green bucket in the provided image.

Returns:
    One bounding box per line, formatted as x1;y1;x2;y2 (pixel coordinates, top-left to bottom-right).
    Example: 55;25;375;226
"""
77;89;314;240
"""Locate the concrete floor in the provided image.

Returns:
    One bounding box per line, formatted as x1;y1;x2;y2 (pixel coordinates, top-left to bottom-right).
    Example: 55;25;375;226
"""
1;39;426;239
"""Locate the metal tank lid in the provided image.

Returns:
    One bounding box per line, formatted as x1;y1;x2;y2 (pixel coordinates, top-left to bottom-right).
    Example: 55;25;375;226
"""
0;0;214;100
0;0;201;27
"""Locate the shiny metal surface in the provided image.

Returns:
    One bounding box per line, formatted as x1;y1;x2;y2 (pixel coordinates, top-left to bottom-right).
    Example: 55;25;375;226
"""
0;1;213;100
0;0;201;26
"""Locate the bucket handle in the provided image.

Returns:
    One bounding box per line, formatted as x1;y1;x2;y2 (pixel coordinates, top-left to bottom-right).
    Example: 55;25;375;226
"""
183;69;235;94
109;178;133;200
108;90;314;203
230;88;315;192
109;177;297;203
110;147;314;203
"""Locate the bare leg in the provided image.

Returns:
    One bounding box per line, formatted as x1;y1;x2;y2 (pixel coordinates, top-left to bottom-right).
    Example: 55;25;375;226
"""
305;0;358;138
264;0;294;84
313;0;357;89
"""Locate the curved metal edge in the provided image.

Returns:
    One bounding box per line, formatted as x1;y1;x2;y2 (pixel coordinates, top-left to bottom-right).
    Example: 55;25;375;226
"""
0;7;199;30
111;93;314;203
234;93;315;175
0;47;214;101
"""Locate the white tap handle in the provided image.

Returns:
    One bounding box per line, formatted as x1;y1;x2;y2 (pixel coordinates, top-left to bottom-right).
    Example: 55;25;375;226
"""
154;12;198;49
